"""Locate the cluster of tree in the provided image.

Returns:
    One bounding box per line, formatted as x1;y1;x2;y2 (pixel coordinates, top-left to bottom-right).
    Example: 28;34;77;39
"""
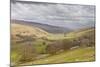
15;34;36;43
46;32;95;54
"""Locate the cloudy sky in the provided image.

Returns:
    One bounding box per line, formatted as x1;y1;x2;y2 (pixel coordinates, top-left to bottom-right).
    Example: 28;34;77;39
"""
11;1;95;29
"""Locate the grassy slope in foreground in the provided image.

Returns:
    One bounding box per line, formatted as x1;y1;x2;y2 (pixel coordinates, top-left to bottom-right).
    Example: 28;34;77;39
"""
21;47;95;65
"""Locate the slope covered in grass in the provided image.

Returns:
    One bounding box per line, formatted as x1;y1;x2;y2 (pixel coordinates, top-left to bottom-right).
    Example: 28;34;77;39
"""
11;23;50;40
20;47;95;65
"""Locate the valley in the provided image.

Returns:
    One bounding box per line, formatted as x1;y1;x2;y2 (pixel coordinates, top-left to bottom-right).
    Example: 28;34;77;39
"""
11;20;95;66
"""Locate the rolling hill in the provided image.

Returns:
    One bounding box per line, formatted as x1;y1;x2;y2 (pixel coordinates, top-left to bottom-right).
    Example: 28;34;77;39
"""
11;23;51;42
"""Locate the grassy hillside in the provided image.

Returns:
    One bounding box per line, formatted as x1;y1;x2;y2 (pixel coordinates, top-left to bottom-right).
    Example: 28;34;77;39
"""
11;23;95;66
11;23;51;42
21;47;95;65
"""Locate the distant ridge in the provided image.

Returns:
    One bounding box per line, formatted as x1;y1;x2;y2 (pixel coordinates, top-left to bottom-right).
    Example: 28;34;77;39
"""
11;20;72;33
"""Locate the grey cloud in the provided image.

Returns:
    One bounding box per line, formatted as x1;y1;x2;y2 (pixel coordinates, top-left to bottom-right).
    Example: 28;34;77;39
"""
11;1;95;29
